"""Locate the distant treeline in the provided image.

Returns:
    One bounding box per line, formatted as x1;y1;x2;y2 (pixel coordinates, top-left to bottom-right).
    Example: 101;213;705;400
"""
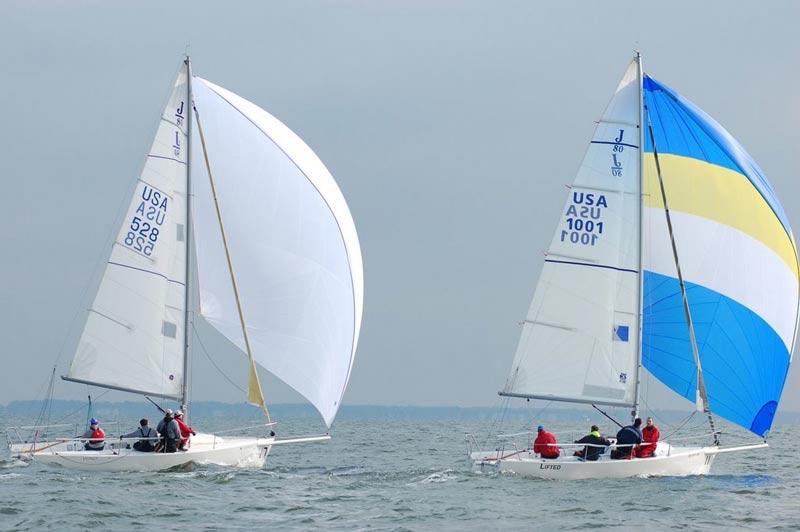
3;400;800;425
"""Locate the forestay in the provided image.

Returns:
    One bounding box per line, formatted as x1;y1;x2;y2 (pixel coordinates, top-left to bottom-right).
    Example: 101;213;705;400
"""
66;65;190;399
501;60;642;406
641;76;800;436
190;78;363;427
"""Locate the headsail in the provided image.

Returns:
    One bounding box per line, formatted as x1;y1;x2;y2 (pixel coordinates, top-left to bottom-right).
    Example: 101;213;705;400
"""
190;78;363;427
642;76;799;436
501;59;643;406
65;65;190;399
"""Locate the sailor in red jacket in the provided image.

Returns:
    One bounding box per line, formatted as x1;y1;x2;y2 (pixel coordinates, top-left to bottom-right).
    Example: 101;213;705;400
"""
81;418;105;451
533;425;560;459
635;417;659;458
174;411;196;451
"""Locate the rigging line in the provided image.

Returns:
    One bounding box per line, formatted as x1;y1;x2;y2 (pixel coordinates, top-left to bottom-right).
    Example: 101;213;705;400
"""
27;367;57;441
592;404;623;428
192;100;271;425
190;321;246;394
659;411;700;441
29;367;56;425
638;394;697;438
482;395;511;449
522;401;554;434
492;396;511;449
32;388;112;439
644;101;720;446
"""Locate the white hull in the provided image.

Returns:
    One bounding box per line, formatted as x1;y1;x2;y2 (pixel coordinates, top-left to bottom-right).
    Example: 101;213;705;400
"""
470;443;730;479
11;432;273;472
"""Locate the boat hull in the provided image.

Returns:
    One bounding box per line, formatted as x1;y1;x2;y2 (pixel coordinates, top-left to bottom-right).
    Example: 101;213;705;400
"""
470;443;716;479
10;432;273;472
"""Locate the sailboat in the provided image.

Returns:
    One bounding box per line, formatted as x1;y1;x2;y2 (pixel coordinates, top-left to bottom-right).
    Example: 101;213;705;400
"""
467;52;799;479
9;57;364;471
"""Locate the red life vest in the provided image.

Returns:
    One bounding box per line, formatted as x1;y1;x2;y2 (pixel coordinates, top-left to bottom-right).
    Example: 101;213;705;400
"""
90;427;105;444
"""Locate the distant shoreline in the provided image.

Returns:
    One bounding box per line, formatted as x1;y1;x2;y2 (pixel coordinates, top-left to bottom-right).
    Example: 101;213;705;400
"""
2;399;800;424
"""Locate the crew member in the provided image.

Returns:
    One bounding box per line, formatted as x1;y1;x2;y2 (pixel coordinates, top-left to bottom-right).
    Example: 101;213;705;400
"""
81;418;105;451
533;425;560;459
174;411;196;451
611;418;643;459
634;417;659;458
574;425;611;461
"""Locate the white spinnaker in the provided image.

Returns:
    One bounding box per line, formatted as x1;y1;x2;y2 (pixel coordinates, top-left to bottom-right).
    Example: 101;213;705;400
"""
502;60;641;406
190;78;363;427
66;66;189;399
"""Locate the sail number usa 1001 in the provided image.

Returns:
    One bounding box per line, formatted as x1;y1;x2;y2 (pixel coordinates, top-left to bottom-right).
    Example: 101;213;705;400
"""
559;129;631;247
122;185;168;257
561;192;607;246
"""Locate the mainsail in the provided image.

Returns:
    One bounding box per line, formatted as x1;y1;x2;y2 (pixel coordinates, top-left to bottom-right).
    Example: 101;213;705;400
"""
190;78;363;428
501;60;643;406
641;76;800;436
65;65;190;399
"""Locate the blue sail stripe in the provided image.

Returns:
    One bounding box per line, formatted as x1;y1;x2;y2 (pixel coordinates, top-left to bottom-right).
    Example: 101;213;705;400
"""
642;271;789;436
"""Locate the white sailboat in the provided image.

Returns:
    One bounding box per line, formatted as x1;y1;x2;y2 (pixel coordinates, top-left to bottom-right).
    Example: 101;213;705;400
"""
468;52;799;479
9;57;363;471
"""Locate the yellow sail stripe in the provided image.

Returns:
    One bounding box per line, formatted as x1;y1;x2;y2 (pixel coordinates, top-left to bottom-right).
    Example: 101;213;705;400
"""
644;153;798;280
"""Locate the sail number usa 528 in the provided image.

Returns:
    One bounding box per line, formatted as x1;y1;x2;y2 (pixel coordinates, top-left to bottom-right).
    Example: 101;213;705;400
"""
122;184;169;257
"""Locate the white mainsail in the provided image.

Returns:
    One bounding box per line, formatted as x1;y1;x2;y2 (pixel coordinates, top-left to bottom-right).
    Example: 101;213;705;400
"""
501;60;642;406
190;78;363;427
66;65;190;399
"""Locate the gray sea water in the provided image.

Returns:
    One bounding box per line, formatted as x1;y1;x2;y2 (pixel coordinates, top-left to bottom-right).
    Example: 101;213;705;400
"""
1;416;798;531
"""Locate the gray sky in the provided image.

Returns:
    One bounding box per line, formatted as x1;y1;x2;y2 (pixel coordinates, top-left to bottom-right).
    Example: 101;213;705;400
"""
2;1;800;416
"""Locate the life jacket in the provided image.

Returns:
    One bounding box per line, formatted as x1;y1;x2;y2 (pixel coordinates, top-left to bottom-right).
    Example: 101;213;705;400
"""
89;427;105;444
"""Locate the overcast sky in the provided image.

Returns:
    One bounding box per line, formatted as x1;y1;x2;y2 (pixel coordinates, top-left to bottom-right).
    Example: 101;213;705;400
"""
2;1;799;418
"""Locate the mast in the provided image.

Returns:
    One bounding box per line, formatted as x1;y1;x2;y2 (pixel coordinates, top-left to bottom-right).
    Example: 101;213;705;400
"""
181;55;193;413
643;86;719;445
632;51;644;422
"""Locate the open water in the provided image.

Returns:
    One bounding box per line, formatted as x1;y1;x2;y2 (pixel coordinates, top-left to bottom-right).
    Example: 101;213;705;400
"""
1;416;798;531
